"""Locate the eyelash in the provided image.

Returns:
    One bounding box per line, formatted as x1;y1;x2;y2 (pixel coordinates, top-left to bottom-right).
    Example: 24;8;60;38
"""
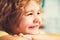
26;12;40;16
37;12;40;15
28;13;32;15
26;13;32;16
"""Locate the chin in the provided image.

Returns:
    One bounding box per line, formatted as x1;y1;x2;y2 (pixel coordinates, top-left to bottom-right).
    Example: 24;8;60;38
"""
25;29;39;34
27;31;39;35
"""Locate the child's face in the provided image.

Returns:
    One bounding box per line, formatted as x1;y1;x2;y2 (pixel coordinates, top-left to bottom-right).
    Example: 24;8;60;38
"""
16;1;42;34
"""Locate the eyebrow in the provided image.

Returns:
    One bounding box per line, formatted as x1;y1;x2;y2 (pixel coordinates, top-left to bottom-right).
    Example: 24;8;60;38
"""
24;10;34;13
24;8;43;14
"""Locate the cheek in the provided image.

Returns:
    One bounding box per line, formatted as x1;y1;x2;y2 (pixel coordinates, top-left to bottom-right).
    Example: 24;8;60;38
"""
22;16;34;26
18;16;33;29
21;16;34;25
39;16;43;24
17;19;27;33
17;16;34;33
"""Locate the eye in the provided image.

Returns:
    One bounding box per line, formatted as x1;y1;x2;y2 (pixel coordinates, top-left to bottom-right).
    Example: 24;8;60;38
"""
37;12;40;15
27;13;33;16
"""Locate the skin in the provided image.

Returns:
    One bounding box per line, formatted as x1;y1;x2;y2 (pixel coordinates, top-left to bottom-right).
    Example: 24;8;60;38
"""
0;0;60;40
13;0;42;35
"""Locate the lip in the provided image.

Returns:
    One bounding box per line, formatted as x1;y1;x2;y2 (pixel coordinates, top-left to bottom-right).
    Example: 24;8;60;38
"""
29;26;36;28
29;25;39;29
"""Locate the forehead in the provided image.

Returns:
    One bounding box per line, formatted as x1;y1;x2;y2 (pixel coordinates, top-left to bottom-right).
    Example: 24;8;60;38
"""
24;0;40;12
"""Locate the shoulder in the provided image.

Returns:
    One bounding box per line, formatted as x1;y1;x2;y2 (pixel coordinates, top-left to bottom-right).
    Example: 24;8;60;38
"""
0;31;19;40
0;35;21;40
0;30;9;37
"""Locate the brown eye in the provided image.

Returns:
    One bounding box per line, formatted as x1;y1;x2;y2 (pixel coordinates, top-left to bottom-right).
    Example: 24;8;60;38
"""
27;13;32;16
37;12;40;15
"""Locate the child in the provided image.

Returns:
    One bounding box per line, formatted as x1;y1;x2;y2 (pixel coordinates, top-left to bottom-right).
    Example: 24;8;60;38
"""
0;0;60;40
0;0;43;35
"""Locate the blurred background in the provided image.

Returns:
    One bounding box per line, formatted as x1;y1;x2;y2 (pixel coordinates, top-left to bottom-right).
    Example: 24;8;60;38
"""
41;0;60;34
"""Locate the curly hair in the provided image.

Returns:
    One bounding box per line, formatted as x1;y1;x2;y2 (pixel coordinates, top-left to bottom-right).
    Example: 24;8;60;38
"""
0;0;42;34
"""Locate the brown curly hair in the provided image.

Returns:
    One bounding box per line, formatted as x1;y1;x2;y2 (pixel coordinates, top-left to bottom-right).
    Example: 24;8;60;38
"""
0;0;42;34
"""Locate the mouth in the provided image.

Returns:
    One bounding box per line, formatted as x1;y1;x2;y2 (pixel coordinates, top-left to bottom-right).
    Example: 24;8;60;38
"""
29;25;39;29
28;25;39;34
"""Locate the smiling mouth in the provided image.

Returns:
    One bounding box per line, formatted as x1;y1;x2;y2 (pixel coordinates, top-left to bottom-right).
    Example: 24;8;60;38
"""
29;26;35;28
29;25;38;29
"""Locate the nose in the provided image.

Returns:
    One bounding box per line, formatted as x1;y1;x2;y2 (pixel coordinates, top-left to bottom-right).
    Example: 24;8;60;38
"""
33;17;40;24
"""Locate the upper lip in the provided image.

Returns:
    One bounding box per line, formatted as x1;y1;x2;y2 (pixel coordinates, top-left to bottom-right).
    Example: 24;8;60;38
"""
29;25;39;28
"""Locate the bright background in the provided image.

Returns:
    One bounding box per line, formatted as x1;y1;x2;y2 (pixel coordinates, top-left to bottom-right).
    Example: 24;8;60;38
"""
41;0;60;34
